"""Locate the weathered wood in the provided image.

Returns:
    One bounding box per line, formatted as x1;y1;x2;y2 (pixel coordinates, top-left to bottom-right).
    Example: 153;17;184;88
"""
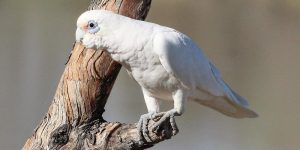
23;0;177;149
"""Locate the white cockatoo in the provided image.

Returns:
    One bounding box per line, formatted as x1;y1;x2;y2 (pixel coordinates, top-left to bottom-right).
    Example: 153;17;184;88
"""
76;10;257;138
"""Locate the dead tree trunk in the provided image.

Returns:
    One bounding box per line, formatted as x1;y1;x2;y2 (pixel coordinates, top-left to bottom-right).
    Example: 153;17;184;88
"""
23;0;177;149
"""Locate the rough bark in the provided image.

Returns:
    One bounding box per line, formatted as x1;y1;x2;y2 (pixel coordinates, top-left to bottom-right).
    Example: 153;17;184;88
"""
23;0;177;149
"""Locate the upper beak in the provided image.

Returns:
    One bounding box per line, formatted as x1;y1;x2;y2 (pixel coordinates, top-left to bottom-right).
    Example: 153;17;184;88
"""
76;27;85;42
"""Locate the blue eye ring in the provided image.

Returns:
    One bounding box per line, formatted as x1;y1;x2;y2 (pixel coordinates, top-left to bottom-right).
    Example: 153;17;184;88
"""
87;20;100;34
88;20;97;29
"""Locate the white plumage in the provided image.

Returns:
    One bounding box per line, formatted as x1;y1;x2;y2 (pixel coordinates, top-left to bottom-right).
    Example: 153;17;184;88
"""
76;10;257;134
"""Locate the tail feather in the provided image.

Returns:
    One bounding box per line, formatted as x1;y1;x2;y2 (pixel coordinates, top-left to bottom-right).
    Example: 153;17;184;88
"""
206;62;258;118
216;80;258;118
191;83;258;118
193;96;258;118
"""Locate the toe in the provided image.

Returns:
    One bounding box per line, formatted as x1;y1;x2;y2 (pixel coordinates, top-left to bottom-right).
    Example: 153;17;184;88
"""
142;117;151;142
137;112;158;143
170;116;178;135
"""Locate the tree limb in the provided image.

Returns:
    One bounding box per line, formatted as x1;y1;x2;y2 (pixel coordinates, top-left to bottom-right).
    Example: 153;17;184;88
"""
23;0;177;149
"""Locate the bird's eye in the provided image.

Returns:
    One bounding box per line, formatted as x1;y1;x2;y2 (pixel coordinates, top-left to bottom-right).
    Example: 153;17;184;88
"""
87;20;100;34
88;20;97;29
89;22;95;28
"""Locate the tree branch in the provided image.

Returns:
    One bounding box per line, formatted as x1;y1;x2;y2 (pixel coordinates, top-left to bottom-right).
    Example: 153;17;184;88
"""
23;0;177;149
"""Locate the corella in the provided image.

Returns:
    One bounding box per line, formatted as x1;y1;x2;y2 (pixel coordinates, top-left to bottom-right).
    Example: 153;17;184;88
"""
76;10;257;139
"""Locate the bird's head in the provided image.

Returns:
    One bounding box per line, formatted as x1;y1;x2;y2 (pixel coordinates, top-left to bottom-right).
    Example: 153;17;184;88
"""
76;10;114;49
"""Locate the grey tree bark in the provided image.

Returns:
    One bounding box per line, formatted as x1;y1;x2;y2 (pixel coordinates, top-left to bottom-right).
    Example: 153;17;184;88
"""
22;0;177;149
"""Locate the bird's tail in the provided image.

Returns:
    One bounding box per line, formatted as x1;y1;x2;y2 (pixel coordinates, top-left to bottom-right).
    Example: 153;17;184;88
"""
193;94;258;118
193;62;258;118
192;80;258;118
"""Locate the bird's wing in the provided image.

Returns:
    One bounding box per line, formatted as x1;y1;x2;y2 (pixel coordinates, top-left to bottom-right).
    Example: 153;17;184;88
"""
152;31;257;118
152;30;225;96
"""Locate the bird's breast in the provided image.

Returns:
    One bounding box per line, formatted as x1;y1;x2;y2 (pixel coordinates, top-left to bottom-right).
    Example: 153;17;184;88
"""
130;62;179;100
116;42;181;100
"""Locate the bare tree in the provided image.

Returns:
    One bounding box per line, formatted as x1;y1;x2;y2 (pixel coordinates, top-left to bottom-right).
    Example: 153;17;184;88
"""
23;0;177;149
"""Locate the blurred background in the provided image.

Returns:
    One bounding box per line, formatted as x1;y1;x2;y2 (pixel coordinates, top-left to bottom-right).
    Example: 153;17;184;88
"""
0;0;299;149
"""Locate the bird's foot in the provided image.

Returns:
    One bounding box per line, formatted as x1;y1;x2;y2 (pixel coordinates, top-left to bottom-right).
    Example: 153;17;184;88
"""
137;111;156;143
152;109;179;136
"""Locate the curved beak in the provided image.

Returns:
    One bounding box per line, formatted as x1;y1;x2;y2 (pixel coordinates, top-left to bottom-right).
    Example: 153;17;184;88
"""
76;28;85;42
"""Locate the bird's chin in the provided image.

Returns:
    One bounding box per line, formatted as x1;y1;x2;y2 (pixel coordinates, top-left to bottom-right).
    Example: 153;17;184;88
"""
81;38;105;50
83;42;107;51
84;43;97;49
81;40;97;49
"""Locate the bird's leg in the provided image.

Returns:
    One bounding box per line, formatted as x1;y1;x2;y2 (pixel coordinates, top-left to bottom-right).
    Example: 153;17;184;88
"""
137;90;160;143
152;89;187;135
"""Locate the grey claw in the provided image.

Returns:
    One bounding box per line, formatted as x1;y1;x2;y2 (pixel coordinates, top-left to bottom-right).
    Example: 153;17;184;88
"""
136;121;144;145
137;112;155;143
142;115;150;141
170;116;178;135
151;110;178;135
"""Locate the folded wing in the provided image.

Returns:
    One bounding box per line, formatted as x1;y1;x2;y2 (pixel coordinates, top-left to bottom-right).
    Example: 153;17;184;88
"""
153;31;257;118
